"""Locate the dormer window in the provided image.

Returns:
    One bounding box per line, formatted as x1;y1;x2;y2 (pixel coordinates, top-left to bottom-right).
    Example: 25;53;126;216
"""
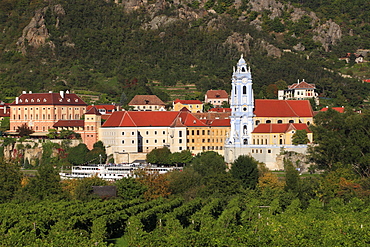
43;99;47;102
67;99;70;102
59;99;62;102
25;99;28;102
31;99;34;102
75;99;78;102
19;99;22;102
37;99;40;102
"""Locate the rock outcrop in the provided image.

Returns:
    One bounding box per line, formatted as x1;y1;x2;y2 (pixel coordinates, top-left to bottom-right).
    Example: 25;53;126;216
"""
17;4;66;54
313;20;342;52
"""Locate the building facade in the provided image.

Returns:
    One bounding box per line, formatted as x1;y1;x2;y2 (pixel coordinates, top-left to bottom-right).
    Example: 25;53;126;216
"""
278;79;317;101
128;95;166;111
173;99;203;113
225;56;313;170
205;90;229;107
9;91;87;133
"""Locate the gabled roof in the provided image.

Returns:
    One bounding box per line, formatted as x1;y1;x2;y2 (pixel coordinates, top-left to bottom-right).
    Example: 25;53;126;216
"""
85;106;101;115
209;107;231;112
205;90;228;99
102;111;208;128
11;92;87;106
254;99;313;118
288;80;315;90
201;119;230;127
174;99;203;104
319;106;345;113
53;120;84;127
128;95;165;106
253;123;311;133
87;104;116;112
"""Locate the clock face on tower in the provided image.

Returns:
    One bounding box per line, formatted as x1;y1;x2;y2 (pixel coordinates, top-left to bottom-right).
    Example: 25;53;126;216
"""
242;78;247;83
243;106;247;111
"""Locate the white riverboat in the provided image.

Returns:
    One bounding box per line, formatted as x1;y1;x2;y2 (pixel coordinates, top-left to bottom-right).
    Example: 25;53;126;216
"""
59;163;182;180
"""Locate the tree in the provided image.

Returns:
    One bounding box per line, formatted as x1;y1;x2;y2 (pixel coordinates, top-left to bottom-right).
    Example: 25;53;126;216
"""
191;151;227;177
0;161;22;202
171;150;193;166
230;155;259;189
292;129;309;145
115;177;147;200
22;162;63;200
135;169;171;200
284;158;300;193
146;147;172;165
0;117;10;132
73;176;108;201
67;143;89;165
17;123;33;137
86;141;107;164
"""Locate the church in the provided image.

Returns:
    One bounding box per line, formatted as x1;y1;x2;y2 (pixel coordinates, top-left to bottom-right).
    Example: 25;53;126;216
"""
224;55;313;170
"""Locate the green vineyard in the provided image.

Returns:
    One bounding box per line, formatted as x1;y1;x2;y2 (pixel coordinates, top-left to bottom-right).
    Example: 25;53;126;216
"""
1;195;370;246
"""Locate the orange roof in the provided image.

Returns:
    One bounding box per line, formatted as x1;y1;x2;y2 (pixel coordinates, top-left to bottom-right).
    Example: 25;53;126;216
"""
209;107;231;112
254;100;313;118
174;99;203;104
53;120;84;127
87;104;116;111
128;95;165;106
102;111;207;128
205;90;228;99
288;80;315;89
11;92;87;106
201;119;230;127
253;123;311;133
85;106;101;115
319;107;345;113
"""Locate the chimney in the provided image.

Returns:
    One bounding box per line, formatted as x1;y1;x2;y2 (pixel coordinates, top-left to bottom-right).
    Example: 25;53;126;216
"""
60;91;64;98
22;91;27;94
29;91;32;94
49;91;53;93
15;97;19;104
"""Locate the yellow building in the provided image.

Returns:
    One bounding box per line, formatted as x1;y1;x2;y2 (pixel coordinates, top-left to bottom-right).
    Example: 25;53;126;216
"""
173;99;203;113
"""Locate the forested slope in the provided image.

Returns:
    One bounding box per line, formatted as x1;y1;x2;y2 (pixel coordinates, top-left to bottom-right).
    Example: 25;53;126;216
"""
0;0;369;106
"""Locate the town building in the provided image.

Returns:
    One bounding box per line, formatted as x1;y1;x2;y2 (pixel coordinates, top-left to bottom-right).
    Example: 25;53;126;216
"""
225;55;313;170
278;79;318;101
0;101;10;120
173;99;203;113
86;104;120;120
128;95;166;111
205;89;229;107
9;91;87;133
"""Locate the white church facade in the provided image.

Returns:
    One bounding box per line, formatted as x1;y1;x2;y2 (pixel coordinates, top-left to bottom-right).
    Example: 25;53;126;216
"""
224;56;313;170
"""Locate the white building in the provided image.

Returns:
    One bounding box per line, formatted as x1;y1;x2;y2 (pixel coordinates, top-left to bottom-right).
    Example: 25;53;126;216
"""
278;79;318;101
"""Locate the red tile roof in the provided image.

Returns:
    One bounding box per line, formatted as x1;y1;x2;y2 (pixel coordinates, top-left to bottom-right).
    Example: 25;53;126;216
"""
85;106;101;115
209;107;231;112
11;92;87;106
128;95;165;106
87;104;116;112
253;123;311;133
53;120;84;127
205;90;228;99
288;80;315;89
174;99;203;104
319;107;345;113
202;119;230;127
102;111;207;128
254;100;313;118
363;79;370;83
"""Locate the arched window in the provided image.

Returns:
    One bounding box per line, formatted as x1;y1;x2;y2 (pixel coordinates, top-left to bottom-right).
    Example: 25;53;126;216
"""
289;120;294;123
255;120;260;125
243;125;247;135
243;86;247;94
244;139;248;144
277;120;282;123
266;120;271;123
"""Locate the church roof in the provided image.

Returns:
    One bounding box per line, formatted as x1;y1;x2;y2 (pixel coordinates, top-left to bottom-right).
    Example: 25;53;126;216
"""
254;100;313;118
253;123;311;133
102;111;207;128
288;80;315;89
128;95;165;106
205;90;229;99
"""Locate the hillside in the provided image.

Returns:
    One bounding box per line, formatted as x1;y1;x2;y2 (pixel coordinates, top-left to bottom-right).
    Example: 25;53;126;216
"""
0;0;370;107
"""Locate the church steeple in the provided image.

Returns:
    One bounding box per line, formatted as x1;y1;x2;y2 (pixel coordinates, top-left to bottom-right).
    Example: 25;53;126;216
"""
227;55;254;146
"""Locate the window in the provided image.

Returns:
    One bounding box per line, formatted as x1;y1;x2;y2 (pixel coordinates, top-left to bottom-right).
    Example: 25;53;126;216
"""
154;131;157;135
277;120;282;124
202;130;205;135
154;140;157;143
146;140;149;143
289;120;294;123
163;139;165;143
268;149;271;153
146;131;149;135
179;131;182;137
255;120;260;125
131;132;134;135
243;86;246;94
197;130;199;135
179;139;182;143
163;131;165;135
266;120;271;123
122;132;125;135
132;140;135;144
191;130;194;135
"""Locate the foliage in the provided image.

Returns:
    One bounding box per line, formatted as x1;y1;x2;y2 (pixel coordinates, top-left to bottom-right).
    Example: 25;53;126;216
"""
135;169;171;200
115;177;147;200
191;151;227;177
0;117;10;132
146;147;172;165
230;155;259;189
309;109;370;177
16;123;34;137
292;129;309;145
67;143;89;165
73;176;109;201
0;161;22;202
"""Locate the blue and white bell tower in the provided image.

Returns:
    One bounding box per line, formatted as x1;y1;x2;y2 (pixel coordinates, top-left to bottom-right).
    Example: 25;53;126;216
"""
226;54;254;147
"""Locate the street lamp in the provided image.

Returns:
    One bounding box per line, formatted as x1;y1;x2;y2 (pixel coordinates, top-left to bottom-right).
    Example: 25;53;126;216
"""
99;154;102;165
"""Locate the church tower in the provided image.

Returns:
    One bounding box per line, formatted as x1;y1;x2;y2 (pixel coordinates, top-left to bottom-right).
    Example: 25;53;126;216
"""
227;55;254;146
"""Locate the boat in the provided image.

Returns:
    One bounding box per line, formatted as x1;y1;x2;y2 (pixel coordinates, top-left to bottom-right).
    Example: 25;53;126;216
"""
59;163;182;180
